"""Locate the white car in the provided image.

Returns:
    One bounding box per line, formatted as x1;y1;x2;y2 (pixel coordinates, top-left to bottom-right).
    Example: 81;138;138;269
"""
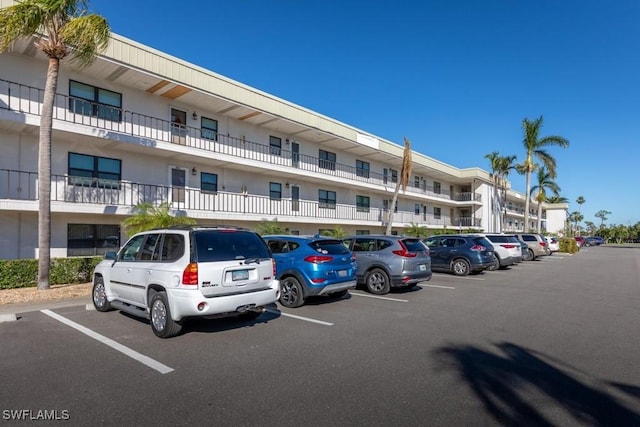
92;226;280;338
483;234;524;269
545;236;560;253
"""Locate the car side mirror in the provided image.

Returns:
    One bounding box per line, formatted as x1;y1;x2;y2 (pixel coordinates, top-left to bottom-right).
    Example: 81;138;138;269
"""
104;251;118;260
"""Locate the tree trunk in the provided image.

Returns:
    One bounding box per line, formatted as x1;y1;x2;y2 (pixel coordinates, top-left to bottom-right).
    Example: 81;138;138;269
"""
385;180;401;235
537;200;543;233
37;58;59;290
523;170;531;232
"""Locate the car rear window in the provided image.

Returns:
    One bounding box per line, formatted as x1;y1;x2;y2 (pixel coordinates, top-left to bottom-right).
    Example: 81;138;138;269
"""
309;239;351;255
472;237;493;247
194;230;270;262
487;235;508;243
401;239;427;252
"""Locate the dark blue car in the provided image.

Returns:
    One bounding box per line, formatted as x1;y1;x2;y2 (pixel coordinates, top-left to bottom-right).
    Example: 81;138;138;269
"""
262;235;357;308
422;234;495;276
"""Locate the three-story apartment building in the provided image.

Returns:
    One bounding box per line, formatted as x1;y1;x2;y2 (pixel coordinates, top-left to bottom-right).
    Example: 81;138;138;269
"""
0;29;552;260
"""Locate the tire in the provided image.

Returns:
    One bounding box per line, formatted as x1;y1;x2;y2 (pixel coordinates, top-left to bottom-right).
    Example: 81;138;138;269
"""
92;277;113;312
238;306;264;321
527;248;536;261
280;276;305;308
522;248;534;261
451;258;471;276
365;268;391;295
486;255;499;271
149;291;182;338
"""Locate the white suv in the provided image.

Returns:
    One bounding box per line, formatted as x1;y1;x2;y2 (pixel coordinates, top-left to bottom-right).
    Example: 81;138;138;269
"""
483;234;523;269
92;226;280;338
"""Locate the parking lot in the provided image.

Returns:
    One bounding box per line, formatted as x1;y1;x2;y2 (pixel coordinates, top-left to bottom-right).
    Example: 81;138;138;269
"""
1;245;639;426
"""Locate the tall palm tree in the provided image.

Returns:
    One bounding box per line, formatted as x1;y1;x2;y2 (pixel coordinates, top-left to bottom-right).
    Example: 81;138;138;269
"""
595;209;612;227
529;167;561;233
518;116;569;232
496;154;517;231
576;195;585;213
0;0;110;289
484;151;501;232
385;137;412;235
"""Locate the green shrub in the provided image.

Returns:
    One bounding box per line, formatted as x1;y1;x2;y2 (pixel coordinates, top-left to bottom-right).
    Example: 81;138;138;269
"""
558;237;579;254
0;257;103;290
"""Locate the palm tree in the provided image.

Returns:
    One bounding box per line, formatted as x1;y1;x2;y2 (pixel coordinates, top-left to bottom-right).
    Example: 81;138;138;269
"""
595;209;612;227
385;137;412;235
576;196;585;213
518;116;569;232
569;211;584;236
404;222;427;238
529;167;561;233
496;154;517;231
0;0;110;290
255;218;287;236
484;151;501;233
546;195;569;204
122;202;196;236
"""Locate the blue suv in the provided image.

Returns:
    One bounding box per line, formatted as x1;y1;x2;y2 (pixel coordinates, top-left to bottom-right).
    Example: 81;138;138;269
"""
262;235;357;308
422;234;495;276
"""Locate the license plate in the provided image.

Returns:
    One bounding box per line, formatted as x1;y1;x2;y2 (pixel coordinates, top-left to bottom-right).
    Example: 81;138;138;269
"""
232;269;249;281
338;270;347;277
419;264;427;271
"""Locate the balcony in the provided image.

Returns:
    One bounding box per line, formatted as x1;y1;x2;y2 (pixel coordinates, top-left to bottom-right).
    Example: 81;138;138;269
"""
0;78;481;205
0;169;470;228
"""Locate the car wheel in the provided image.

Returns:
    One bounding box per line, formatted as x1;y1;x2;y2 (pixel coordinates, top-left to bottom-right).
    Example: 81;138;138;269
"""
527;248;536;261
522;248;533;261
486;255;499;271
365;268;391;295
149;291;182;338
280;276;305;308
238;306;264;321
92;277;112;312
451;259;471;276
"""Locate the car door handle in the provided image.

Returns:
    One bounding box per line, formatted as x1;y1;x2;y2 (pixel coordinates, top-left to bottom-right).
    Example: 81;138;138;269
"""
147;270;152;275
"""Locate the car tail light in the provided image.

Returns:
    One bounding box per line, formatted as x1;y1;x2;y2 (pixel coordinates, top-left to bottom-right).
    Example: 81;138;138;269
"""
392;241;417;257
182;263;198;285
272;259;277;276
310;278;326;283
351;254;356;262
304;255;334;264
501;244;517;249
470;245;486;251
539;242;547;247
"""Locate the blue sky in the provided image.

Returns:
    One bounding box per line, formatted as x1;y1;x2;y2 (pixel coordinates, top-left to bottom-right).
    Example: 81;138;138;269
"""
90;0;639;226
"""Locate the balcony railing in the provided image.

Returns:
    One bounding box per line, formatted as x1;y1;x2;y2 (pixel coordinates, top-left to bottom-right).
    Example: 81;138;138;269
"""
0;78;481;204
0;169;477;228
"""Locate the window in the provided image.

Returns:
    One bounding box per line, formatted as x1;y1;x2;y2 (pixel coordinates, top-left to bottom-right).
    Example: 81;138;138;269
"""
160;234;185;262
201;172;218;193
415;204;420;215
270;136;282;155
201;117;218;140
319;189;336;209
270;182;282;200
69;80;122;121
67;224;120;256
415;176;420;188
356;160;370;178
383;199;398;213
318;229;334;236
383;168;389;184
68;152;121;188
434;207;442;219
355;230;370;235
391;169;398;183
356;195;370;212
319;150;336;171
434;181;441;194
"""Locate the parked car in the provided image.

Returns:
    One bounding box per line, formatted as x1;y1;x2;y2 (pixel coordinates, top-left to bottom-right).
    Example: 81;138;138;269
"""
92;226;280;338
574;236;585;247
510;233;550;260
262;235;357;308
483;234;523;269
342;235;432;295
584;236;604;246
422;234;495;276
544;236;560;253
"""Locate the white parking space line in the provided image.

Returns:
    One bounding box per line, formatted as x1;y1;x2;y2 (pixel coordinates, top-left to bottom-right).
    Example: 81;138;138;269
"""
432;274;485;281
41;309;174;375
422;284;456;289
265;309;333;326
349;292;409;302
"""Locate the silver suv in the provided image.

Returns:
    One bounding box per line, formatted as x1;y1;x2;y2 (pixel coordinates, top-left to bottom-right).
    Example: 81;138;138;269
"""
510;233;550;260
342;235;432;295
92;226;280;338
